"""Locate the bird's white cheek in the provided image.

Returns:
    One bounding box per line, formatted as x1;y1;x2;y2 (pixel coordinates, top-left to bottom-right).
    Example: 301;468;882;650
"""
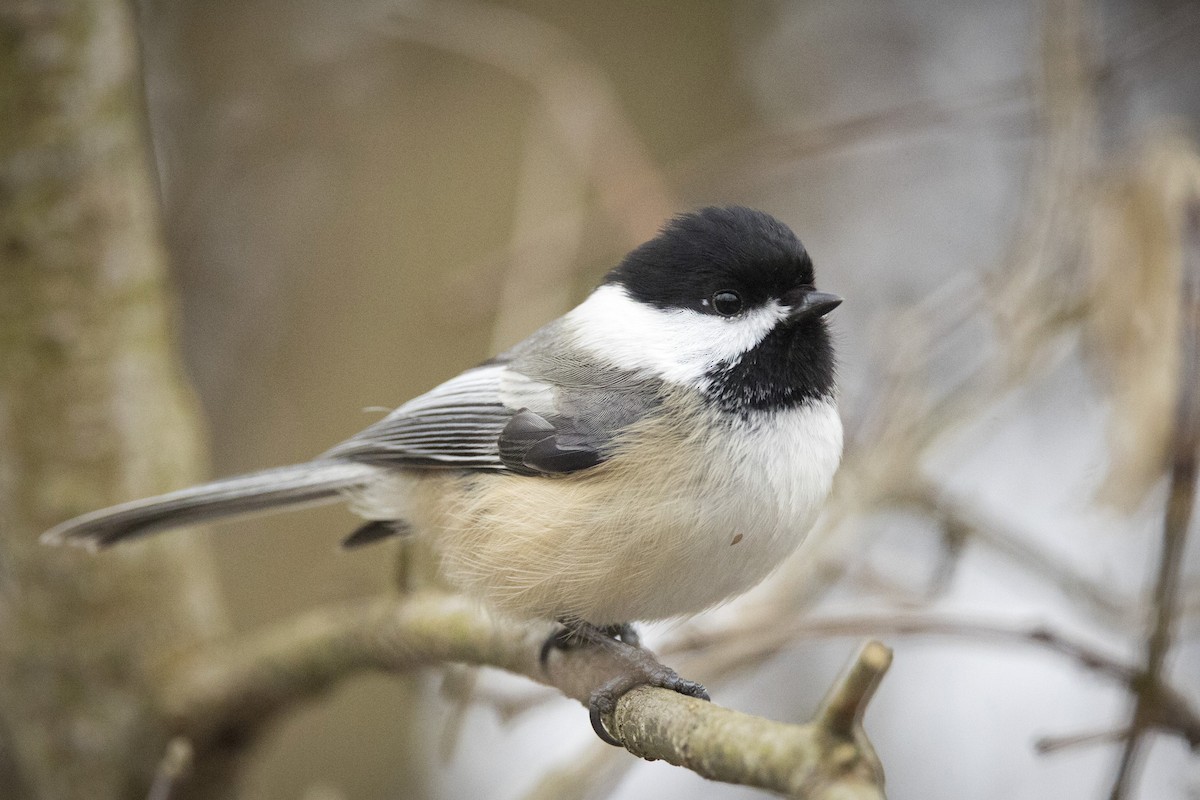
564;284;784;385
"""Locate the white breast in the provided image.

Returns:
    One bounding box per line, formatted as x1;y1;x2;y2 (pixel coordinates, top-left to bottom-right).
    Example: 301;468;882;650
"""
634;398;844;621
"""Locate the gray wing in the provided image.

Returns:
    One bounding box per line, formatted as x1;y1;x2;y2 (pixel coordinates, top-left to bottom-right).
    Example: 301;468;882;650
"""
325;328;661;475
324;365;513;469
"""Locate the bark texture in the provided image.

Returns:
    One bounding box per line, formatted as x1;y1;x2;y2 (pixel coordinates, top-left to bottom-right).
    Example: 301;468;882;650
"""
0;2;227;797
160;592;890;800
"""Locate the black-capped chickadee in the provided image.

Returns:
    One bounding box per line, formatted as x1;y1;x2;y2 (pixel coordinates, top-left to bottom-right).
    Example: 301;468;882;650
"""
44;206;843;742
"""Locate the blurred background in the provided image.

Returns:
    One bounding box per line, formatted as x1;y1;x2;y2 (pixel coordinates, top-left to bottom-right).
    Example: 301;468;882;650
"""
24;0;1200;797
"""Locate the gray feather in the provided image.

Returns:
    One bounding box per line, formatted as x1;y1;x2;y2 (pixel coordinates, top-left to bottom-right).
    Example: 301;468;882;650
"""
323;328;664;474
323;366;511;468
41;460;378;550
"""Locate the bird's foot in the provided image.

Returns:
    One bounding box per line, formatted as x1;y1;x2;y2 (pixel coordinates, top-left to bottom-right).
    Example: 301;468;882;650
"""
539;621;708;746
588;656;709;746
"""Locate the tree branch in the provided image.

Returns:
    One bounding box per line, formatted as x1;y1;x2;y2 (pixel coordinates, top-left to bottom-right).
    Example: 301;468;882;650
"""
159;592;892;799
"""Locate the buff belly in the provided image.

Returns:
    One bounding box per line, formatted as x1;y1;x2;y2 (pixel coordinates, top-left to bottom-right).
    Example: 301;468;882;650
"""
356;399;842;625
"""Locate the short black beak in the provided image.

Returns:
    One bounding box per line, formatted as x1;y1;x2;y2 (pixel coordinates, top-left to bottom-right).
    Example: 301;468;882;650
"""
784;288;842;322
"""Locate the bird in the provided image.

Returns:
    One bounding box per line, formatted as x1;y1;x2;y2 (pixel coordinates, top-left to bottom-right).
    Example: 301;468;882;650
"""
43;205;844;744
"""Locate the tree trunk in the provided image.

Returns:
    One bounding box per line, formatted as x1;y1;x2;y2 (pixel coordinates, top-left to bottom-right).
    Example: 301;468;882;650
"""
0;1;228;797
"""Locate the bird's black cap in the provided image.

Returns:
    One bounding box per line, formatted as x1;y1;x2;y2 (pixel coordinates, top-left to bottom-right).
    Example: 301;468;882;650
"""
605;206;815;315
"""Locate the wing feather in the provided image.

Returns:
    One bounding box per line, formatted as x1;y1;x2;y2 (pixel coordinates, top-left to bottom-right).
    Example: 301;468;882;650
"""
324;342;663;475
324;366;511;468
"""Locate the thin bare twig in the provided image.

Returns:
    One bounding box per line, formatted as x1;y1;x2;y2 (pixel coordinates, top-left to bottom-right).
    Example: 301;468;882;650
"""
667;612;1200;750
676;81;1034;196
521;742;631;800
1036;727;1128;754
917;490;1131;626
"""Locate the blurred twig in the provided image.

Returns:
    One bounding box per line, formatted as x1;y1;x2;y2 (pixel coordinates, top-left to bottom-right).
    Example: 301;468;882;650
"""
1107;3;1200;68
1106;199;1200;800
382;0;674;356
383;0;671;247
521;740;633;800
1036;728;1129;754
915;490;1131;626
436;665;479;761
666;612;1200;750
991;0;1097;375
677;80;1034;196
145;738;193;800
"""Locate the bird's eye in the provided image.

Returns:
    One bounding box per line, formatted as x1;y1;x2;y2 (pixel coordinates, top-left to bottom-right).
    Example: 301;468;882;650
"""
711;290;743;316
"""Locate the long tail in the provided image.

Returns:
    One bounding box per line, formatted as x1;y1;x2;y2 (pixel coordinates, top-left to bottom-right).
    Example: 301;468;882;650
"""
41;460;379;550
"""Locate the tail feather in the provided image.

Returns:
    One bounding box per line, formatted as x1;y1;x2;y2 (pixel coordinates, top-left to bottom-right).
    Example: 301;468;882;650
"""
41;460;379;550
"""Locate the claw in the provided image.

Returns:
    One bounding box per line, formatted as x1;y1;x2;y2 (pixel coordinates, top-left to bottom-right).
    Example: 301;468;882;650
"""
539;626;576;669
587;664;709;747
589;688;624;746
